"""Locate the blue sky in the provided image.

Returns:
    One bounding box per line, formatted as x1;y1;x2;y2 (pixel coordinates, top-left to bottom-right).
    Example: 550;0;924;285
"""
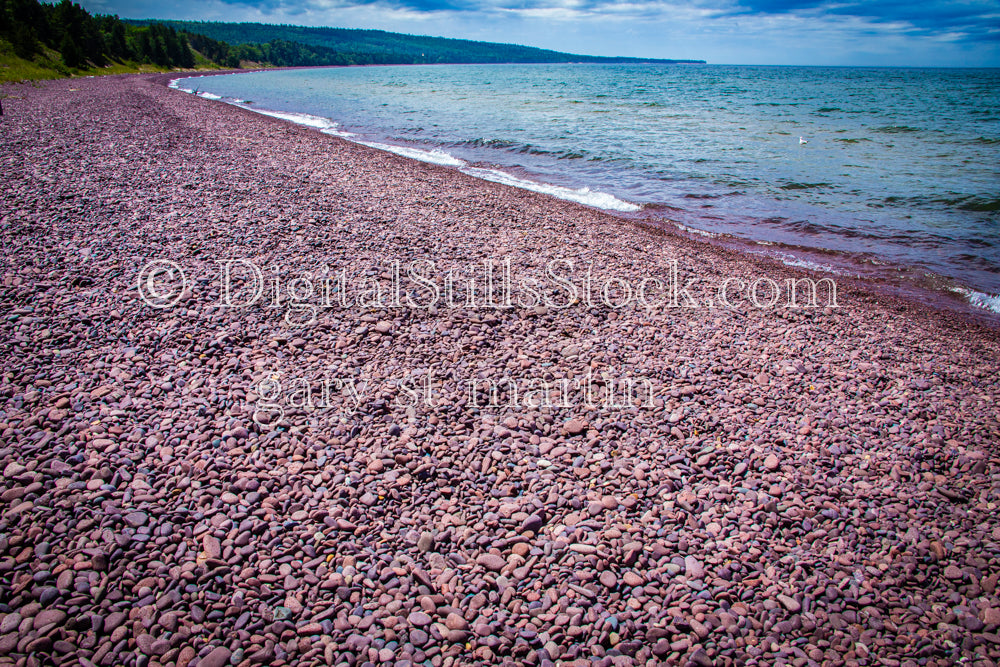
79;0;999;66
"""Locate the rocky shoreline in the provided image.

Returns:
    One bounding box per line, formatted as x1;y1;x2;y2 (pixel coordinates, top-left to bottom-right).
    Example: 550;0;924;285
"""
1;73;999;666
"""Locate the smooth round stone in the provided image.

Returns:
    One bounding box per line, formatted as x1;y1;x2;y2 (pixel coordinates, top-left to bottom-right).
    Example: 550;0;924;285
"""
407;612;431;627
476;554;506;572
124;511;148;527
197;646;233;667
622;572;643;587
445;613;468;631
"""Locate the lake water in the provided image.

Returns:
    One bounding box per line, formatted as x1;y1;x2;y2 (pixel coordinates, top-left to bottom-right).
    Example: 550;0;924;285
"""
173;64;1000;312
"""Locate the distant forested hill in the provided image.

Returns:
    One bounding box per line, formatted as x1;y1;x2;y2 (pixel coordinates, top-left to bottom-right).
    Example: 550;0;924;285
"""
127;20;705;65
0;1;701;84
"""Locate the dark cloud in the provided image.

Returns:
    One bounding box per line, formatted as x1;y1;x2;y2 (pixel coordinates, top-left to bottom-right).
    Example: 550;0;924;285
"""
161;0;1000;40
729;0;999;39
212;0;472;12
83;0;1000;60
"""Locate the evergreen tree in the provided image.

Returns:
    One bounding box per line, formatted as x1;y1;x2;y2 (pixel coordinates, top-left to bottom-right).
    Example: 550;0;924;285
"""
60;32;81;67
12;24;36;58
108;20;127;58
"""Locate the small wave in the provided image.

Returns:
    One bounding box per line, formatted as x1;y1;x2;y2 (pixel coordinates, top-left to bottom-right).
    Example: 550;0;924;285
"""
231;104;357;137
952;252;1000;267
952;287;1000;314
457;138;520;150
889;194;1000;213
757;217;896;243
516;144;565;157
177;87;638;214
357;141;466;167
973;137;1000;145
957;197;1000;213
168;78;195;94
874;125;922;134
460;167;640;212
320;127;357;138
816;107;841;113
675;223;717;238
174;83;359;138
241;107;337;130
784;219;838;236
640;202;685;213
454;138;590;161
774;252;838;273
780;182;830;191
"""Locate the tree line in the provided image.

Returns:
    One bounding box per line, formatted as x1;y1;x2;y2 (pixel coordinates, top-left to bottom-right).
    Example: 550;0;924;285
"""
184;33;396;69
1;0;703;75
0;0;442;72
138;20;704;65
0;0;195;69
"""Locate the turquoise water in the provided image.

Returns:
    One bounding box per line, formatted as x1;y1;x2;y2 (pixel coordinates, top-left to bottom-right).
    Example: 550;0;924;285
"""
175;64;1000;304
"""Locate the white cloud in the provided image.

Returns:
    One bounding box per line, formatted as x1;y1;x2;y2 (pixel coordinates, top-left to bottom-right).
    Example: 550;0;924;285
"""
79;0;1000;65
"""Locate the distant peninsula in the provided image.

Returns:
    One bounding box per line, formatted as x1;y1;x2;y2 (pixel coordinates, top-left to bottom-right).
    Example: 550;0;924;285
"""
0;0;702;84
126;19;707;68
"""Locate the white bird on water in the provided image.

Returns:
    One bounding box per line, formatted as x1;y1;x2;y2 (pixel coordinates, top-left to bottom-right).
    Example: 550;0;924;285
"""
799;137;809;145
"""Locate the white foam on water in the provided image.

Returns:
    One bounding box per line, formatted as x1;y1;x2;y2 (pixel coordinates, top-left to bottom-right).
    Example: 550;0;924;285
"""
168;79;193;93
675;223;718;238
754;250;839;274
224;103;355;137
238;105;338;130
778;254;839;273
780;257;836;273
952;288;1000;314
170;77;228;100
170;75;215;89
171;79;360;136
461;167;641;212
170;80;640;213
356;141;467;167
320;127;358;138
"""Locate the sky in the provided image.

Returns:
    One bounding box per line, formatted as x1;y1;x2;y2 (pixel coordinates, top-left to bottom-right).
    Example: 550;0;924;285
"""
78;0;1000;66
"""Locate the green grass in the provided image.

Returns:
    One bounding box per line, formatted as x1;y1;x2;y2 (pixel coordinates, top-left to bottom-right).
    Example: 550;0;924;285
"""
0;39;223;85
0;40;67;82
0;53;62;81
191;49;223;69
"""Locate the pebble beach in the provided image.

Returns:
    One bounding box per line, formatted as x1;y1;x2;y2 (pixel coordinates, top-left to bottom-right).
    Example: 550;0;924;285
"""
1;72;1000;667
